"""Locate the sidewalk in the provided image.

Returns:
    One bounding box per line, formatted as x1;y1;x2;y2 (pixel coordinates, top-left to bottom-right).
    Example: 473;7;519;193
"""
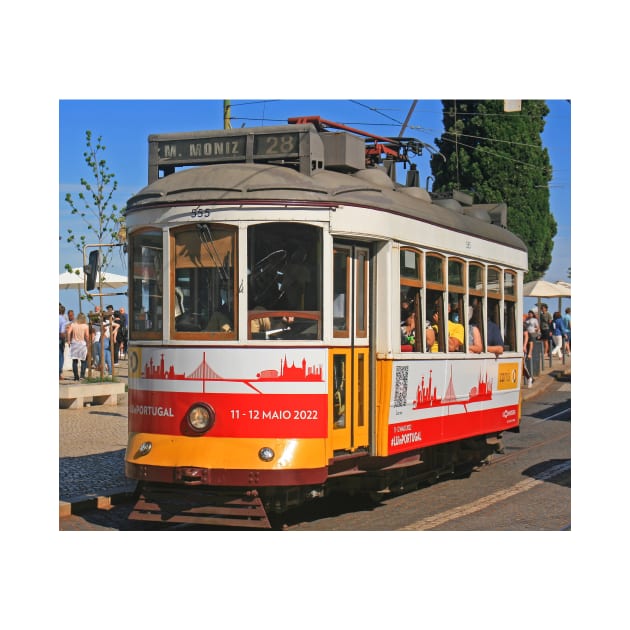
59;357;136;518
521;353;571;402
59;354;571;519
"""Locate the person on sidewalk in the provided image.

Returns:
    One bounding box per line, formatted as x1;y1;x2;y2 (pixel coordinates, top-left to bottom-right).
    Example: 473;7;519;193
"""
551;311;567;359
65;309;75;337
524;310;539;359
112;309;123;365
118;306;128;359
91;311;101;369
59;303;68;380
105;316;119;374
562;306;571;355
68;313;90;381
539;303;553;357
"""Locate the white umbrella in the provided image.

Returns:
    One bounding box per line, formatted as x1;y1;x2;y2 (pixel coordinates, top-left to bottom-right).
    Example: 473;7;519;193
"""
59;268;128;313
523;279;571;313
523;279;571;298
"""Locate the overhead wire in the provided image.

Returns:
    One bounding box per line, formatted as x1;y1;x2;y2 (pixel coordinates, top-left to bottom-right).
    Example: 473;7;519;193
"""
229;100;558;179
439;134;553;176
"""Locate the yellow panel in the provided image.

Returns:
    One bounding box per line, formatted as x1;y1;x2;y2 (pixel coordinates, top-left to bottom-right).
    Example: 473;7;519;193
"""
127;433;327;470
375;359;393;456
353;348;370;448
330;348;352;452
497;362;520;390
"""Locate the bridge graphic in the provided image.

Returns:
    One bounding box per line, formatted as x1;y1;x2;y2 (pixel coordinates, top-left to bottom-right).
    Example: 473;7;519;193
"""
413;367;493;411
142;352;324;393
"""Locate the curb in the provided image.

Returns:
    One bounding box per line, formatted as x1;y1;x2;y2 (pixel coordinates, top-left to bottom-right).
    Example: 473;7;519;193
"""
521;364;569;402
59;485;137;519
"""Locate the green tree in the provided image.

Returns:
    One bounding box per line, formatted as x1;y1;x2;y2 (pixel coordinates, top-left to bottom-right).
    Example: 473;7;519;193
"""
429;100;556;281
63;130;126;301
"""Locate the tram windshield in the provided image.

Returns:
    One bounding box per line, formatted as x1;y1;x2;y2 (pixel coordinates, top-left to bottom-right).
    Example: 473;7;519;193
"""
247;222;322;340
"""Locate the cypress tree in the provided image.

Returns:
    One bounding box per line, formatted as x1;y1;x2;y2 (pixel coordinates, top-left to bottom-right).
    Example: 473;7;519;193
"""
429;100;556;280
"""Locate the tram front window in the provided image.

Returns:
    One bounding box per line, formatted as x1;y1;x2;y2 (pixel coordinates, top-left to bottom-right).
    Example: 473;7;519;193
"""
247;222;322;340
130;230;163;337
172;225;236;337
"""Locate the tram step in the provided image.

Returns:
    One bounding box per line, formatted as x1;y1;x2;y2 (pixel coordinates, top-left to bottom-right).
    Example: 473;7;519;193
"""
130;490;272;529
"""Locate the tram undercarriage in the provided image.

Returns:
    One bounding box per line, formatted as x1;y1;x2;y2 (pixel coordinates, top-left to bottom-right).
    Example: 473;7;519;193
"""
128;433;505;529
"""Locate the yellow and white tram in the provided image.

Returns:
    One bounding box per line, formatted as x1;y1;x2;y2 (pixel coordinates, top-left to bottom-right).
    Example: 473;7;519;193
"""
124;119;527;527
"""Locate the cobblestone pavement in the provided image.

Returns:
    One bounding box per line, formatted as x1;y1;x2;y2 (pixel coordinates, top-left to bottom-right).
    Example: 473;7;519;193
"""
59;359;136;503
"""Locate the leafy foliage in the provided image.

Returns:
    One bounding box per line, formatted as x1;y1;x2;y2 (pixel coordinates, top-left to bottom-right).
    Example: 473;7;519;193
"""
429;100;556;281
63;131;126;296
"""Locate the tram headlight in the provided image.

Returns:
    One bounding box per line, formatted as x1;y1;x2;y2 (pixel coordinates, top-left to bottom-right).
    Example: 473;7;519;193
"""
186;403;216;433
258;447;275;462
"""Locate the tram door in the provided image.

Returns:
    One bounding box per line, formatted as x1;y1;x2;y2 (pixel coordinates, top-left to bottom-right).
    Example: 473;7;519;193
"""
330;242;370;453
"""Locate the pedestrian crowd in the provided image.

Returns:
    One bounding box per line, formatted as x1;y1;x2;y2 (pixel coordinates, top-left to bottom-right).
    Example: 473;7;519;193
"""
59;302;128;381
522;303;571;387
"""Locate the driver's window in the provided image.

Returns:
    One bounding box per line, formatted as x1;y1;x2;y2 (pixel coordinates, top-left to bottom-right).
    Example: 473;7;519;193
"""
171;224;237;339
247;222;322;340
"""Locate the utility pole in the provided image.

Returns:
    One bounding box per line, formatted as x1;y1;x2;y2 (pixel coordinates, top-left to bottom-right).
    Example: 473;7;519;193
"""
223;100;231;129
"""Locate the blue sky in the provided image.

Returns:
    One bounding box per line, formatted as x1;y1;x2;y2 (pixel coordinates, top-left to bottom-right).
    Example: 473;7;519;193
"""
58;99;570;314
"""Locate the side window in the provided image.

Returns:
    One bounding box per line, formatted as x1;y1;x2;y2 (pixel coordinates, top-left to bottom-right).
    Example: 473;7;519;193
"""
399;248;424;352
469;263;485;352
503;270;517;351
172;224;237;339
130;229;163;339
486;266;503;351
333;245;351;338
448;258;466;352
247;222;322;340
355;248;368;338
426;253;446;352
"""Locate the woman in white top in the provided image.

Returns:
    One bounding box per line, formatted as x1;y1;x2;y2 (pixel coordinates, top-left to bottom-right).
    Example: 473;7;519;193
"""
524;310;540;359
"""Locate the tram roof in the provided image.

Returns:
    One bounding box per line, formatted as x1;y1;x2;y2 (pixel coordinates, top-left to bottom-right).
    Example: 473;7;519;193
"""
126;162;527;252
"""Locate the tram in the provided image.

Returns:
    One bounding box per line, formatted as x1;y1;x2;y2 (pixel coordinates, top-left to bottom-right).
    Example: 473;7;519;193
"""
123;116;527;528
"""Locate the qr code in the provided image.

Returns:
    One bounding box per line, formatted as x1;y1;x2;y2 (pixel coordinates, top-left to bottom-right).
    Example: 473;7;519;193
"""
394;365;409;407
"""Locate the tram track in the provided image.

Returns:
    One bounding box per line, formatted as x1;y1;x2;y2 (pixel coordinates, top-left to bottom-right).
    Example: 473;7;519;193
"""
532;404;571;423
487;426;571;467
398;459;571;530
393;407;571;531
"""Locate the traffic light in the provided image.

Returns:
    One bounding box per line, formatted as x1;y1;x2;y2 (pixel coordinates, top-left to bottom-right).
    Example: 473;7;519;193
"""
85;250;101;291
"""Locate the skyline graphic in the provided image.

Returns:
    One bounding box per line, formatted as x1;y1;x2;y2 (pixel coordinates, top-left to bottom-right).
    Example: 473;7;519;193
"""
414;367;493;411
142;352;324;385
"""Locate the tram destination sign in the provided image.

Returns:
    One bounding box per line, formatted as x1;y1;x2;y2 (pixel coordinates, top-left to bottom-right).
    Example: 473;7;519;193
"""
148;127;311;182
158;134;248;163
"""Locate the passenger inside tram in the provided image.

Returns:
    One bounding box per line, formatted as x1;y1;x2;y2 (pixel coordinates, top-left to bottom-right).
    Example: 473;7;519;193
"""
447;301;465;351
486;316;505;355
466;306;483;353
427;300;465;353
401;309;436;352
